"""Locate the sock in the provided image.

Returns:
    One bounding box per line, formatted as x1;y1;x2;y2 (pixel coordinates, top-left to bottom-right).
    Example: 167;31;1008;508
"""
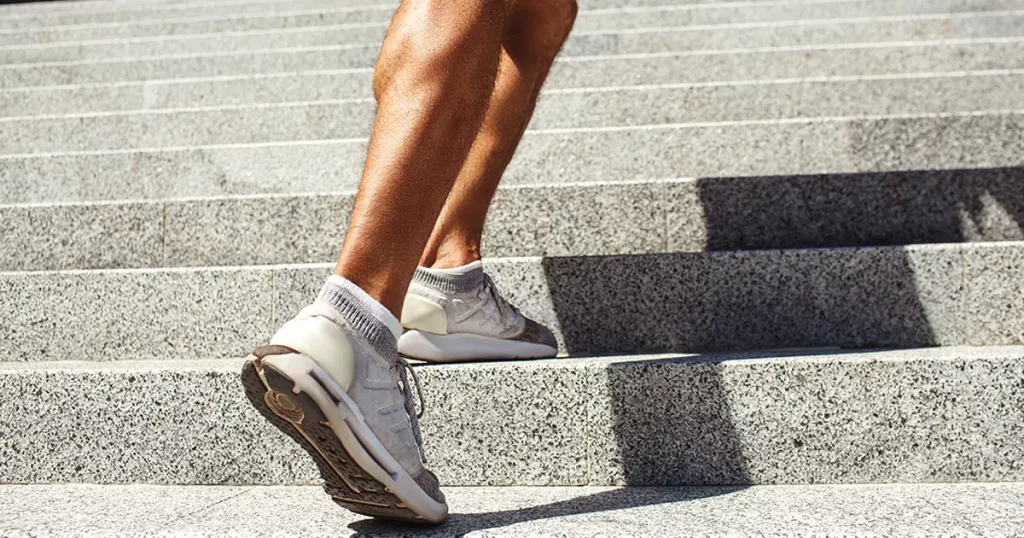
316;274;402;357
413;260;485;293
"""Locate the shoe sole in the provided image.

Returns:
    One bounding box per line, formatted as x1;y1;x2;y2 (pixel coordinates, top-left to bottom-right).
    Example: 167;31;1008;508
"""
240;345;447;524
398;330;558;363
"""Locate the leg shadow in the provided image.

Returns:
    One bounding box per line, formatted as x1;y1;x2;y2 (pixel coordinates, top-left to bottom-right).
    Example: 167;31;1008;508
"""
347;485;743;536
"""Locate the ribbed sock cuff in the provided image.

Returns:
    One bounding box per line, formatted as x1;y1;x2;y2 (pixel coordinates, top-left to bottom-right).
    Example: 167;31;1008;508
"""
316;275;402;358
413;260;485;293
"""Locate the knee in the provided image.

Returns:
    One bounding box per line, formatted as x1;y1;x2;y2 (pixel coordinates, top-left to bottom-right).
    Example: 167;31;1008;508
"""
505;0;578;66
373;0;506;100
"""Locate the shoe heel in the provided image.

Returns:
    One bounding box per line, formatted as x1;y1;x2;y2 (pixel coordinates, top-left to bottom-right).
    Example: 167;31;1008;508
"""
240;356;431;523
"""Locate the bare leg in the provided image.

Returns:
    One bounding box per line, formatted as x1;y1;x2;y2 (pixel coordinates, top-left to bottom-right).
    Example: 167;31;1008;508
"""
418;0;579;269
333;0;507;315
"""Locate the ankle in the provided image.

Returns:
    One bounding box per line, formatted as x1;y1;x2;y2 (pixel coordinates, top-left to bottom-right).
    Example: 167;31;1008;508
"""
420;238;482;270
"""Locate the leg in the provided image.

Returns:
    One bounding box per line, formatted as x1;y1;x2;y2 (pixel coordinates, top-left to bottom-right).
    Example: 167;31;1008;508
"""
418;0;579;268
396;0;577;362
244;0;507;525
334;0;507;315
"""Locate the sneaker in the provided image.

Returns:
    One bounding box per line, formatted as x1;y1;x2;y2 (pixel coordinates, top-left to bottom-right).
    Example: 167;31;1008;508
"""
398;261;558;362
240;276;448;524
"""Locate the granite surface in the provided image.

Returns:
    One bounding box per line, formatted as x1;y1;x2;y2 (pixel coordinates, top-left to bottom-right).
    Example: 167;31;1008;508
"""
162;192;355;268
6;13;1024;87
668;167;1024;252
5;111;1022;204
8;41;1024;116
3;101;375;154
1;347;1023;486
0;266;274;361
965;242;1024;345
485;244;970;354
9;73;1024;154
0;199;163;271
3;483;1024;537
4;242;1022;361
4;180;672;270
3;0;1019;45
5;165;1022;271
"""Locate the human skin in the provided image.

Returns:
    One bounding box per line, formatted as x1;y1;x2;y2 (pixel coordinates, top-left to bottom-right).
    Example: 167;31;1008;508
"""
334;0;579;316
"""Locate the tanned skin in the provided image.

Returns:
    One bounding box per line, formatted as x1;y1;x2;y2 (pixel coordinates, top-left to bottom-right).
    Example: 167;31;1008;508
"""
334;0;578;317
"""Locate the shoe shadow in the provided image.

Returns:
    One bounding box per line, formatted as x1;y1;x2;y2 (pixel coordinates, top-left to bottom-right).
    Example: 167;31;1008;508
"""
346;485;744;537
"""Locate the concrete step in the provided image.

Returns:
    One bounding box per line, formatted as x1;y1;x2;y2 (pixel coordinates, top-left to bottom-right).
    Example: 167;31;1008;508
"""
4;71;1023;155
6;39;1024;116
3;110;1022;204
4;0;1011;31
4;11;1023;87
2;242;1022;361
3;0;1022;49
4;168;1023;272
0;0;766;30
2;346;1023;486
2;483;1024;536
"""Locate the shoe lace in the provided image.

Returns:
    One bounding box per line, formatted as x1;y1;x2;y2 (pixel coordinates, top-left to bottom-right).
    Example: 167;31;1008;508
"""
482;273;520;324
395;355;428;459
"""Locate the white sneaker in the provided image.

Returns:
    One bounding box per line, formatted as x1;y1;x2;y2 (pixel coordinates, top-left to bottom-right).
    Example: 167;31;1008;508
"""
240;276;448;524
398;261;558;362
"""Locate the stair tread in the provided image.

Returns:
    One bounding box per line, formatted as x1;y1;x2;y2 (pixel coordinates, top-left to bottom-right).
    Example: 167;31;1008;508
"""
2;483;1022;537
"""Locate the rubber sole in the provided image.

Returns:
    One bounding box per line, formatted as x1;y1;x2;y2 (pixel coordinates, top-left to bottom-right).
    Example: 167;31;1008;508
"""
398;330;558;363
240;347;444;524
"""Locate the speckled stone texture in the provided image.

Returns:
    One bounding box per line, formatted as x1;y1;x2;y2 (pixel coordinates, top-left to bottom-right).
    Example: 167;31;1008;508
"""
668;167;1024;252
4;169;1022;270
0;200;164;271
1;347;1023;486
588;348;1024;485
9;41;1024;116
6;13;1024;87
4;112;1024;204
492;244;968;354
965;243;1024;345
0;267;273;361
0;358;590;486
4;242;1023;362
3;483;1024;537
2;102;375;154
162;193;355;268
2;0;1018;47
8;181;668;270
9;74;1024;154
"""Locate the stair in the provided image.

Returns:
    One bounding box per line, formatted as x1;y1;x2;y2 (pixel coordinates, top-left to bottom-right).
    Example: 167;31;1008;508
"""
2;0;1023;535
2;483;1023;537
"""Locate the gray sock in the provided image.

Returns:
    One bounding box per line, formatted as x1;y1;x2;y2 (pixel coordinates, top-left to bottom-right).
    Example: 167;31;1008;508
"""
413;260;485;293
316;274;402;358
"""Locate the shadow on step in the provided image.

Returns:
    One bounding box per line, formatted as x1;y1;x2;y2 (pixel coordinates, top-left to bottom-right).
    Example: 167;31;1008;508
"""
348;486;745;536
539;247;947;354
535;166;1024;355
695;166;1024;251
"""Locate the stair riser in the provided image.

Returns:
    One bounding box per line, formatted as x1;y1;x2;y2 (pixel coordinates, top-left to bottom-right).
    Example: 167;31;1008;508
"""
0;0;790;31
4;168;1024;272
2;243;1022;361
4;13;1021;87
3;112;1022;204
4;0;1024;51
2;348;1022;486
5;74;1024;154
6;41;1024;117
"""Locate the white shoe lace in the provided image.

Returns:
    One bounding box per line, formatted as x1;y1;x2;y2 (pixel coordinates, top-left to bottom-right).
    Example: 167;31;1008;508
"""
482;273;520;327
395;356;428;460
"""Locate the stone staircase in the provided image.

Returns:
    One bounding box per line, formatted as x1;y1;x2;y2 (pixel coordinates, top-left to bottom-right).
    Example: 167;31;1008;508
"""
1;0;1023;535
